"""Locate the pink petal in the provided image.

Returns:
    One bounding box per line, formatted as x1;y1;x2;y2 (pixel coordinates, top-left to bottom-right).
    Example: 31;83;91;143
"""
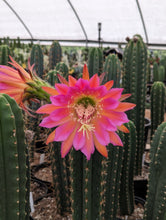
68;75;77;86
39;116;57;128
97;116;117;131
73;128;86;150
50;108;69;121
54;121;76;141
82;64;89;80
94;121;110;145
81;131;94;160
109;131;123;146
75;78;89;90
103;110;129;126
50;95;69;106
102;88;124;100
36;104;59;114
100;97;119;109
55;83;69;95
114;102;136;112
89;74;100;88
61;127;78;158
93;135;108;158
46;130;56;144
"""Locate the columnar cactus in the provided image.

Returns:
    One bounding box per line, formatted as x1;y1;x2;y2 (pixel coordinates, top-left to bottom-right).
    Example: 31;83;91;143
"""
122;34;147;175
30;44;44;78
46;69;57;86
88;47;103;77
119;121;137;215
144;122;166;220
103;53;121;87
150;81;165;138
49;41;62;70
0;44;10;65
51;142;71;216
0;93;30;220
153;61;158;82
158;65;165;82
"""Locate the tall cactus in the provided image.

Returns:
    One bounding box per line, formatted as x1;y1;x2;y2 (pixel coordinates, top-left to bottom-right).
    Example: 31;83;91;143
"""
122;34;147;175
49;41;62;70
119;121;137;215
0;93;30;220
144;122;166;220
153;61;159;82
46;69;57;86
51;142;71;216
0;44;10;65
158;65;165;82
69;133;126;220
30;44;44;78
55;62;69;80
150;81;165;138
103;53;121;87
88;47;103;77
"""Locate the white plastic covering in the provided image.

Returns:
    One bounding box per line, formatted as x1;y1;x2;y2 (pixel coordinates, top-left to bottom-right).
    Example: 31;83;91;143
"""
0;0;166;46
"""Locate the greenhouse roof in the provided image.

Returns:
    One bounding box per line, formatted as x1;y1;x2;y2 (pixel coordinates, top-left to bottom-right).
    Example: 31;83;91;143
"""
1;0;166;47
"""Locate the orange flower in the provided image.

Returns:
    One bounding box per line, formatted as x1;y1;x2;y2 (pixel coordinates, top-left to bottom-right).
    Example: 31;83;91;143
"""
0;56;50;111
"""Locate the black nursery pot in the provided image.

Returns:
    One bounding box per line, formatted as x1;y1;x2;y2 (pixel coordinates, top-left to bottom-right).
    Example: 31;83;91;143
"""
134;179;148;200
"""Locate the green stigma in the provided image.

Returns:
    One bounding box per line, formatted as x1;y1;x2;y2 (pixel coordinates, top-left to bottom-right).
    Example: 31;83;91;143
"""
77;96;95;108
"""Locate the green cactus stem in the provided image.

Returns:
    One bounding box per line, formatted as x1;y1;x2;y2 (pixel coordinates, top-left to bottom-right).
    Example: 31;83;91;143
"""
150;81;165;138
0;44;11;65
158;65;165;82
0;94;30;220
30;44;44;78
122;34;147;175
153;61;159;82
144;122;166;220
49;41;62;70
103;53;121;87
88;47;103;77
119;121;137;215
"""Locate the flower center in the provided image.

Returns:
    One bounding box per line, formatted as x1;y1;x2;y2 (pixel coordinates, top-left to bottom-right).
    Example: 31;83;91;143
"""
75;97;96;124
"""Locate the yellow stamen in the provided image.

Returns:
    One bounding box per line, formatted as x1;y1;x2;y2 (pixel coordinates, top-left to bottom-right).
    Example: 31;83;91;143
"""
78;123;95;138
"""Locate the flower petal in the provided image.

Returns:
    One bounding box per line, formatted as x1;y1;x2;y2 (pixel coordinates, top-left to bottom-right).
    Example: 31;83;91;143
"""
61;127;78;158
82;64;89;80
46;130;56;144
81;131;94;160
55;83;69;95
94;121;110;145
73;128;86;150
109;131;123;146
93;135;108;158
50;108;69;121
50;95;69;106
114;102;136;112
89;74;100;88
54;121;76;141
100;97;119;109
117;124;129;133
41;86;58;95
103;110;129;126
104;80;114;90
68;75;77;86
36;104;59;114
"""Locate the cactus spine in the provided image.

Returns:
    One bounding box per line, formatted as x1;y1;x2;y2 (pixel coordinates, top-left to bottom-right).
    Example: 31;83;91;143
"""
144;122;166;220
88;47;103;77
103;54;121;87
122;34;147;175
30;44;44;78
49;41;62;70
119;121;137;215
0;44;10;65
0;94;30;220
150;81;165;138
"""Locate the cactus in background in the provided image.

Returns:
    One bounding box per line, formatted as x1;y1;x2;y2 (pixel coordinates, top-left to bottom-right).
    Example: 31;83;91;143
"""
46;69;57;86
150;81;165;138
147;63;152;83
30;44;44;78
51;142;71;216
119;121;137;215
0;93;30;220
49;41;62;70
153;61;158;82
88;47;103;77
144;122;166;220
122;34;147;175
103;53;121;87
0;44;10;65
158;65;165;82
55;62;69;80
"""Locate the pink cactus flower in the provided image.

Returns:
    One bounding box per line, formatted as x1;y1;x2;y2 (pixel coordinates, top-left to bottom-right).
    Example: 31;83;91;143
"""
37;65;135;160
